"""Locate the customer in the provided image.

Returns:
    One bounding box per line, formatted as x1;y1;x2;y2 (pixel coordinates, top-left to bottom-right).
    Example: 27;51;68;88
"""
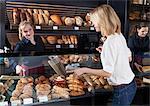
128;23;149;72
9;21;47;76
73;4;137;105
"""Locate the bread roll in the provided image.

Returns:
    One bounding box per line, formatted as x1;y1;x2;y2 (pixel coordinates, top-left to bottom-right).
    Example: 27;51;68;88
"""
57;39;64;44
50;15;62;25
61;16;66;25
47;36;57;44
65;17;75;26
40;36;47;44
75;16;83;26
48;20;54;26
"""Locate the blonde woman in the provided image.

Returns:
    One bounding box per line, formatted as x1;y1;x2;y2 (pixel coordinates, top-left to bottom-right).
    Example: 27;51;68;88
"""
8;21;46;76
74;4;137;105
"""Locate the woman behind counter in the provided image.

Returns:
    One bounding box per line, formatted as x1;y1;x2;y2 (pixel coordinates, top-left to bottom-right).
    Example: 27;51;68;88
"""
9;21;47;76
128;23;149;72
73;4;137;105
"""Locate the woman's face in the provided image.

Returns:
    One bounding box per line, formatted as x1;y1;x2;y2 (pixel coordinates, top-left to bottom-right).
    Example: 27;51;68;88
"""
137;27;149;37
92;21;101;32
21;24;34;40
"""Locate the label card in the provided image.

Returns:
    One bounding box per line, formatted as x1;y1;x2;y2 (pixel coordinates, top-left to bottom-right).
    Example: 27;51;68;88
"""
35;26;41;30
69;44;74;48
23;98;33;105
0;101;8;106
74;26;79;30
90;27;95;30
38;96;48;102
53;26;58;30
56;45;61;48
11;100;21;106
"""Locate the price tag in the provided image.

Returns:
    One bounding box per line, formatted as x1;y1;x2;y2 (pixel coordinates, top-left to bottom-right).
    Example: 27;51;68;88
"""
56;45;61;48
90;27;95;30
35;26;41;30
23;98;33;105
71;63;80;67
11;100;21;106
38;96;48;102
69;44;74;48
53;26;58;30
0;101;8;106
74;26;79;30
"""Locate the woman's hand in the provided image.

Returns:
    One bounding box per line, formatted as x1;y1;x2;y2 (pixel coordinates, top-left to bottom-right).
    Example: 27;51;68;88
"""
73;67;87;76
96;46;103;53
128;56;132;62
15;65;24;74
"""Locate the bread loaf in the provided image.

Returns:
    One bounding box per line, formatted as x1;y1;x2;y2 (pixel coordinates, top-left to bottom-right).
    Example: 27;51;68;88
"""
42;14;49;25
38;9;45;25
25;9;33;23
13;8;20;24
50;15;62;25
20;9;26;22
26;9;33;16
43;10;50;17
33;9;39;24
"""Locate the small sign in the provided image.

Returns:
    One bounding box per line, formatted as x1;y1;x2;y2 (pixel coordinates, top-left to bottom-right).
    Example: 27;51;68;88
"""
74;26;79;30
23;98;33;105
11;100;21;106
71;63;80;67
69;44;74;48
56;45;61;48
90;27;95;30
0;101;8;106
53;26;58;30
35;26;41;30
38;96;48;102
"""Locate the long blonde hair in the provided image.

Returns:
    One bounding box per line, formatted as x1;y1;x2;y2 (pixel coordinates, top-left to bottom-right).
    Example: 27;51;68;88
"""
18;21;34;40
90;4;121;36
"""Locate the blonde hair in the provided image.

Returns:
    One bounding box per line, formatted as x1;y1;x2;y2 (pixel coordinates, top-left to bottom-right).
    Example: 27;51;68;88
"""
90;4;121;35
18;21;34;40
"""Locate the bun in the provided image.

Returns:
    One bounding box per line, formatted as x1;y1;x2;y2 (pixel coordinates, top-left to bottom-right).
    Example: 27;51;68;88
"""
57;39;64;44
75;16;83;26
65;17;75;26
47;36;57;44
50;15;62;25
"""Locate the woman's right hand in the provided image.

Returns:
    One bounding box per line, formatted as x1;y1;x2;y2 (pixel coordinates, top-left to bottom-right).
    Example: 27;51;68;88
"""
15;65;24;74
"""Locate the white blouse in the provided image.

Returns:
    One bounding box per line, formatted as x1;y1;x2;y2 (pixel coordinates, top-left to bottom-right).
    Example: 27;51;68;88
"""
101;33;135;85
